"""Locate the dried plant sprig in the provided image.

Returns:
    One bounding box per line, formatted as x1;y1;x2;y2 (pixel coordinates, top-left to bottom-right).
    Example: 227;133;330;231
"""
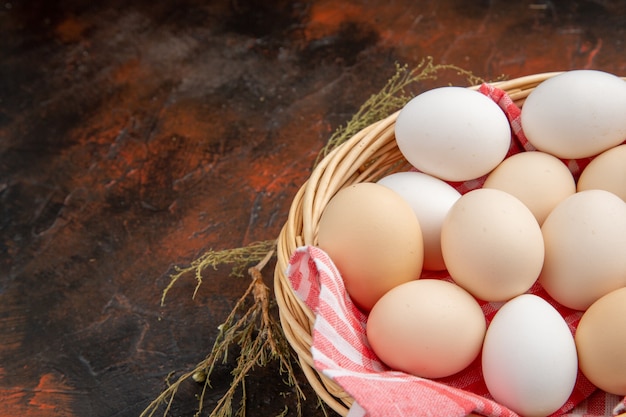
147;58;486;417
314;56;489;166
161;239;277;306
142;251;307;417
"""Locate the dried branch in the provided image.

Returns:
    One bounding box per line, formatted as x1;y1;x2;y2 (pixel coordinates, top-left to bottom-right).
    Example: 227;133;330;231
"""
161;239;277;306
145;57;485;417
314;57;490;166
142;250;307;417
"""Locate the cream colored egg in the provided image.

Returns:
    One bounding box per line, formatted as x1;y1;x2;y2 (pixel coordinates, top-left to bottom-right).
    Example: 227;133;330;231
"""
483;151;576;225
540;189;626;311
441;188;544;302
317;182;424;311
577;144;626;201
575;287;626;395
377;171;461;271
521;70;626;159
367;279;486;379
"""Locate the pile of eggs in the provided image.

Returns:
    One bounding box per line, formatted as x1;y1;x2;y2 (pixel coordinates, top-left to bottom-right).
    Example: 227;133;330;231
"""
316;70;626;417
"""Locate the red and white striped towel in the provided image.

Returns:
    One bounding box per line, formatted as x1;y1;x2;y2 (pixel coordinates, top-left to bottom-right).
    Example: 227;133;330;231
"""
287;245;626;417
285;84;626;417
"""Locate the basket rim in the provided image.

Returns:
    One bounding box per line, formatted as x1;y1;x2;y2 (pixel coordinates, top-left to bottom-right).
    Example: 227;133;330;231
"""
273;70;626;416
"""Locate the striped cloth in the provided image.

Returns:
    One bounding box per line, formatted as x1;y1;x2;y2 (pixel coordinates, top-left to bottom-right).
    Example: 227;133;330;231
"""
287;245;626;417
285;84;626;417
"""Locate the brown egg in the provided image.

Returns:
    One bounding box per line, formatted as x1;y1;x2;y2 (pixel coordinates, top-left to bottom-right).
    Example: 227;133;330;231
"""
317;182;424;311
441;188;544;302
539;190;626;311
575;287;626;395
483;151;576;225
366;279;486;379
578;144;626;202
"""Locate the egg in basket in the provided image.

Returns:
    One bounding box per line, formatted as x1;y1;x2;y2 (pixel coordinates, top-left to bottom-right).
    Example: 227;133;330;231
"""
274;70;626;417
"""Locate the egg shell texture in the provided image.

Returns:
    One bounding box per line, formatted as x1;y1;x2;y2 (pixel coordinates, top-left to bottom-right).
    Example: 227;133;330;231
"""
482;294;578;417
483;151;576;225
441;188;545;302
316;182;424;312
521;70;626;159
577;144;626;202
395;86;511;182
366;279;486;379
539;189;626;311
575;287;626;396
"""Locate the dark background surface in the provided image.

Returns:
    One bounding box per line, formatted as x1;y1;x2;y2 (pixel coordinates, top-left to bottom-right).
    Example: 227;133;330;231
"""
1;1;625;416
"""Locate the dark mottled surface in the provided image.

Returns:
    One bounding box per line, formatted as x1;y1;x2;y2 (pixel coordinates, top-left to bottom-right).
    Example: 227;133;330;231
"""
1;1;625;416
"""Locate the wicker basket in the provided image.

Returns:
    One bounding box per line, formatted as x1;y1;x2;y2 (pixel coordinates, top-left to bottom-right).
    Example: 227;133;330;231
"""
273;72;590;416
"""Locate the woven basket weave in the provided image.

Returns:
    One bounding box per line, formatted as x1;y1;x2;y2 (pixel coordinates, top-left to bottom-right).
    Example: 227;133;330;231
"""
273;72;585;416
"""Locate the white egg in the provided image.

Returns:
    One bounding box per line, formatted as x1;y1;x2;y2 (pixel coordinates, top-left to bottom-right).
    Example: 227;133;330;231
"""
521;70;626;159
482;294;578;417
377;171;461;270
395;87;511;181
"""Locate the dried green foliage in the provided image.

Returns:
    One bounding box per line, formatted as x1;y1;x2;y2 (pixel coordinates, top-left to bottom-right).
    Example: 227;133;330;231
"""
161;239;277;306
145;57;487;417
313;57;489;167
142;252;307;417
